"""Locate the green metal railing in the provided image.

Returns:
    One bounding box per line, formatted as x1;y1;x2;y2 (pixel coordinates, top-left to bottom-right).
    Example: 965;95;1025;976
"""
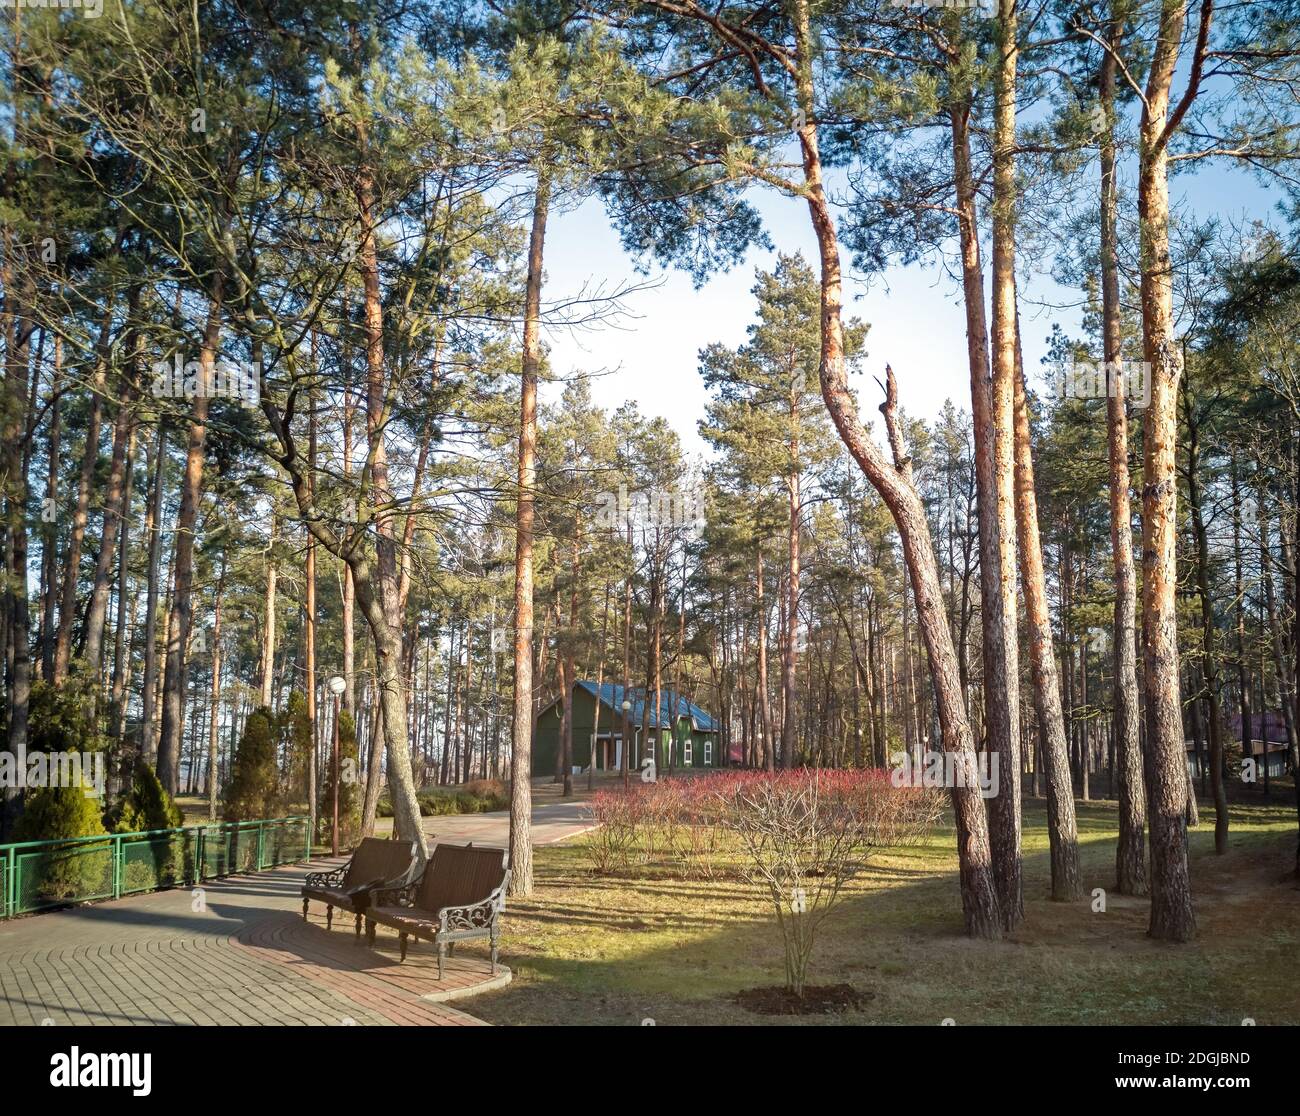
0;816;310;920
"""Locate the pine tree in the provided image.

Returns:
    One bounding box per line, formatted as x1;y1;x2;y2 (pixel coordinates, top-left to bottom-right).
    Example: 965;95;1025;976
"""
109;762;184;834
225;708;280;822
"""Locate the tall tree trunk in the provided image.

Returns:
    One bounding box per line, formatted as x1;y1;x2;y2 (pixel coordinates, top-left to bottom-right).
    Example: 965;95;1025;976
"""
1137;0;1208;942
1100;6;1149;895
158;274;223;795
1;246;32;837
782;412;801;768
52;308;113;683
110;426;137;740
260;516;277;707
982;0;1025;929
305;364;318;845
354;154;425;858
563;530;579;796
1291;435;1300;875
1184;375;1228;853
1232;460;1253;790
652;569;664;774
756;546;774;771
81;304;139;685
621;508;633;787
590;583;610;789
791;0;1000;938
140;422;166;764
207;558;225;820
1011;319;1082;900
446;628;462;787
38;335;61;681
951;100;1016;934
1259;485;1297;753
509;171;549;896
674;547;687;767
341;347;356;716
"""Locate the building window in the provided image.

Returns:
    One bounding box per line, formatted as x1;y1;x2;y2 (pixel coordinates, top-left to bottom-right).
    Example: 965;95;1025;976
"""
684;733;693;766
703;739;712;765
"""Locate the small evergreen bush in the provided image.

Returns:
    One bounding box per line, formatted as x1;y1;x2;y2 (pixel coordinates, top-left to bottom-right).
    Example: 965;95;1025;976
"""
225;707;281;821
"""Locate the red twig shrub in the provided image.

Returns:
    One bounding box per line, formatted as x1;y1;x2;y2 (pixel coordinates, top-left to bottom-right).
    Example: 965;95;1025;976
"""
712;769;943;996
584;769;942;901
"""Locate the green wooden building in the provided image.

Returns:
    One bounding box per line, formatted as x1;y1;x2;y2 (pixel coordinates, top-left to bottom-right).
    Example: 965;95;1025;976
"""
532;681;722;776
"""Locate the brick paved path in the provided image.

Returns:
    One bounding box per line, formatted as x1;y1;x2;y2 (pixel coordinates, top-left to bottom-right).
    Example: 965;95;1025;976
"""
0;799;594;1026
0;858;496;1026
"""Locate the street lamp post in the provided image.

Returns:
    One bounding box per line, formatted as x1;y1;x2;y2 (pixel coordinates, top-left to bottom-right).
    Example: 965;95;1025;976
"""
621;699;632;788
326;675;346;855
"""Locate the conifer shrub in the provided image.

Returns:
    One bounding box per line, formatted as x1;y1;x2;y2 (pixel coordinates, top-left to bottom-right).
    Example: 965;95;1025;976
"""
224;707;281;821
280;691;312;806
12;782;112;902
108;762;188;893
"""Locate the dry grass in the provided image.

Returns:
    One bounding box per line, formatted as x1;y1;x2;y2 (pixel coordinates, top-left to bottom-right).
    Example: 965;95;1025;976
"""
468;790;1300;1026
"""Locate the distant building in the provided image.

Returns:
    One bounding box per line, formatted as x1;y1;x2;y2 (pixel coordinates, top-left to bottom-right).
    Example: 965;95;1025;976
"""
532;681;722;776
1187;712;1292;780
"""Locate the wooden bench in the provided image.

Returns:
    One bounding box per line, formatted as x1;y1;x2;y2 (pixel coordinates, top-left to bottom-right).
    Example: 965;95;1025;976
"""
301;837;416;940
366;843;509;977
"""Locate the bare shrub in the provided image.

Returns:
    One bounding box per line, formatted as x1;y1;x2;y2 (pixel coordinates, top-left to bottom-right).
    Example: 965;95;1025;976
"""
585;789;639;874
713;769;942;997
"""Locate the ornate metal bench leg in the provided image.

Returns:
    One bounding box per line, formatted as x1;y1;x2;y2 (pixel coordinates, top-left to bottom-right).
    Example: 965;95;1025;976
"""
326;905;333;930
366;919;376;947
302;898;309;920
437;941;445;981
355;913;363;942
490;924;500;974
399;932;409;962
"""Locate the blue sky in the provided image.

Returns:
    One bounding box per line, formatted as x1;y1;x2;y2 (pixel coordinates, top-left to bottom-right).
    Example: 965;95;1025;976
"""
540;155;1281;461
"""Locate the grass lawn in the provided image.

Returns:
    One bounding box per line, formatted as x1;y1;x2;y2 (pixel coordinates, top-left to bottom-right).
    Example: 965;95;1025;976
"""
470;790;1300;1026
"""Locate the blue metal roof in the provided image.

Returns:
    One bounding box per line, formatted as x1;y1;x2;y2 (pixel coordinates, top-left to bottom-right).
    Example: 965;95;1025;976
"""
576;680;719;733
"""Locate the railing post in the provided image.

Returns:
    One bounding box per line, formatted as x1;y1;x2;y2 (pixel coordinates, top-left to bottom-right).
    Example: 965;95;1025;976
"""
256;821;265;872
113;835;122;900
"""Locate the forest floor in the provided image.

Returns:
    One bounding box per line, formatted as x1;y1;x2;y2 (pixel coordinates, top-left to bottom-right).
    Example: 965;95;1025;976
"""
469;788;1300;1026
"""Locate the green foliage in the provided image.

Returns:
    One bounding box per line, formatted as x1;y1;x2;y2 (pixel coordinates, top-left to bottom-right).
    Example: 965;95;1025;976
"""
12;783;111;901
319;710;362;846
378;779;509;818
13;781;108;843
108;761;184;834
27;672;106;755
224;707;281;822
279;691;313;805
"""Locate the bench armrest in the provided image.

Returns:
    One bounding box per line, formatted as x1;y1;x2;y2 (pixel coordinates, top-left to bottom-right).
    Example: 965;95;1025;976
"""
371;875;422;909
304;865;348;890
438;882;507;932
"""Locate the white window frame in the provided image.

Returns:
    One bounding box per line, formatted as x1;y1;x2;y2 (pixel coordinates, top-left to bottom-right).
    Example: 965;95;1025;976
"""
703;739;712;766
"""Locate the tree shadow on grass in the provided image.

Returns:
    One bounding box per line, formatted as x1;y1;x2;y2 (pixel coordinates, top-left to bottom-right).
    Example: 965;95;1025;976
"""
476;801;1300;1026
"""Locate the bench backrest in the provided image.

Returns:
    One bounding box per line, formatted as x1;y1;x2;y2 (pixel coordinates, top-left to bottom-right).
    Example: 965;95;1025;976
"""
414;843;507;913
345;837;415;889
